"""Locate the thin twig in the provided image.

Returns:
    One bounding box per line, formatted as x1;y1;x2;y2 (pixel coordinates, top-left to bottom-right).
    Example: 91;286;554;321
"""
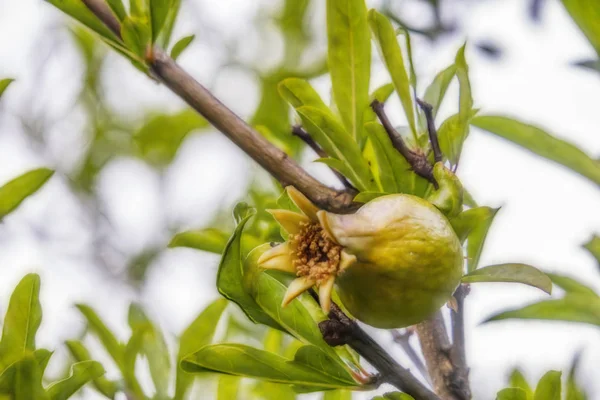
392;329;431;385
370;99;438;189
292;125;357;192
318;301;440;400
416;98;442;164
450;284;471;394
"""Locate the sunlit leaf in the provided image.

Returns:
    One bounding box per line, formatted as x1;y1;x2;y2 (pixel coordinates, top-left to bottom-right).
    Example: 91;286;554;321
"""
534;371;561;400
450;206;496;243
182;344;356;389
546;273;598;297
135;108;209;166
0;79;14;99
0;274;42;371
423;64;456;119
496;388;528;400
217;375;240;400
560;0;600;56
326;0;371;143
583;235;600;267
461;264;552;294
297;106;375;191
372;392;416;400
105;0;126;21
170;34;195;60
174;298;228;400
12;353;48;400
466;206;499;272
169;228;229;254
47;361;105;400
0;168;54;219
509;368;533;398
364;83;394;124
472;115;600;186
150;0;171;42
278;78;331;114
353;191;388;203
33;349;52;375
323;389;352;400
369;9;416;137
65;341;118;398
121;16;151;59
484;294;600;326
75;305;124;368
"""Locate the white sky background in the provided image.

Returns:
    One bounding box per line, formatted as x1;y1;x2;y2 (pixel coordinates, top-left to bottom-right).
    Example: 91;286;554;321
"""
1;0;600;399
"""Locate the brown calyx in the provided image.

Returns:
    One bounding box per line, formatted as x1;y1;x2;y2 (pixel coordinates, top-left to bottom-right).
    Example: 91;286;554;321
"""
290;221;342;283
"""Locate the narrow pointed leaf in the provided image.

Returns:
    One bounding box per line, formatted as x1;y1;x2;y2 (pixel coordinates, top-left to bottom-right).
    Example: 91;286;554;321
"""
34;349;52;375
293;345;356;385
559;0;600;56
462;264;552;294
423;64;456;119
509;368;533;397
13;354;48;400
121;16;151;59
546;273;598;297
466;207;499;272
217;375;240;400
278;78;331;114
0;274;42;370
105;0;126;21
450;206;496;243
472;115;600;186
364;83;394;124
534;371;561;400
75;305;124;367
47;361;105;400
150;0;171;42
566;353;587;400
484;294;600;326
0;168;54;219
170;35;195;60
323;389;352;400
169;228;229;254
583;235;600;267
368;9;416;136
497;388;528;400
65;341;118;398
327;0;371;142
0;79;14;99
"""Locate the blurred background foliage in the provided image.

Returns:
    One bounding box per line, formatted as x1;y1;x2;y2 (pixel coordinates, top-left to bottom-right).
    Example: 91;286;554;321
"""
0;0;599;399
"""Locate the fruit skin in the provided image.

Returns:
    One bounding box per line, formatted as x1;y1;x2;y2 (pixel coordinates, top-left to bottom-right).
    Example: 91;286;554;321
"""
318;194;463;329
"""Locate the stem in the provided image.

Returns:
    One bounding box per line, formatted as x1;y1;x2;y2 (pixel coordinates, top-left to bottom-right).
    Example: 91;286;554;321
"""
392;329;431;384
292;126;357;191
416;98;442;164
319;302;440;400
371;100;438;189
450;285;470;394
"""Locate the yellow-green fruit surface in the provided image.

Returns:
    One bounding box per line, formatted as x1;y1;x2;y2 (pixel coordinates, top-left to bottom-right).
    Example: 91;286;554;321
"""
320;194;463;328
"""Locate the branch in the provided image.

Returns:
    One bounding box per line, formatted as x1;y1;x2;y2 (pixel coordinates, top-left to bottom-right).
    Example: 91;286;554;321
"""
416;98;442;164
318;302;440;400
370;100;438;189
392;329;431;384
416;311;470;400
292;125;357;192
450;284;470;394
82;0;356;214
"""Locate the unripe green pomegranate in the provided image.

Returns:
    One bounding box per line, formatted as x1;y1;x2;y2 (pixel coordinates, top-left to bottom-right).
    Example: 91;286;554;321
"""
257;186;463;329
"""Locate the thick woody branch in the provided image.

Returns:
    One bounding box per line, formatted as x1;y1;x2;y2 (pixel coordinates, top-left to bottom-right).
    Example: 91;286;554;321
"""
82;0;356;214
318;302;440;400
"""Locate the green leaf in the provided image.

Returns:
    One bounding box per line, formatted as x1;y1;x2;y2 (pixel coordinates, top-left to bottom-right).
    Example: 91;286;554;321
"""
560;0;600;56
175;298;228;400
472;115;600;186
122;325;146;399
33;349;52;375
315;158;368;190
169;228;229;254
0;79;14;99
128;304;170;398
438;110;476;166
0;274;42;371
484;294;600;326
12;353;48;400
546;273;598;297
297;106;375;191
450;206;497;243
65;341;118;398
461;264;552;294
150;0;171;42
293;345;356;386
583;235;600;267
534;371;561;400
158;0;181;48
0;168;54;219
121;16;151;59
170;34;195;60
423;64;456;119
217;375;240;400
278;78;330;113
326;0;371;143
497;388;528;400
353;191;387;203
509;368;533;398
364;83;395;124
466;206;499;272
47;361;105;400
182;344;356;389
75;305;124;367
368;9;416;138
105;0;126;21
135;108;208;166
383;392;416;400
